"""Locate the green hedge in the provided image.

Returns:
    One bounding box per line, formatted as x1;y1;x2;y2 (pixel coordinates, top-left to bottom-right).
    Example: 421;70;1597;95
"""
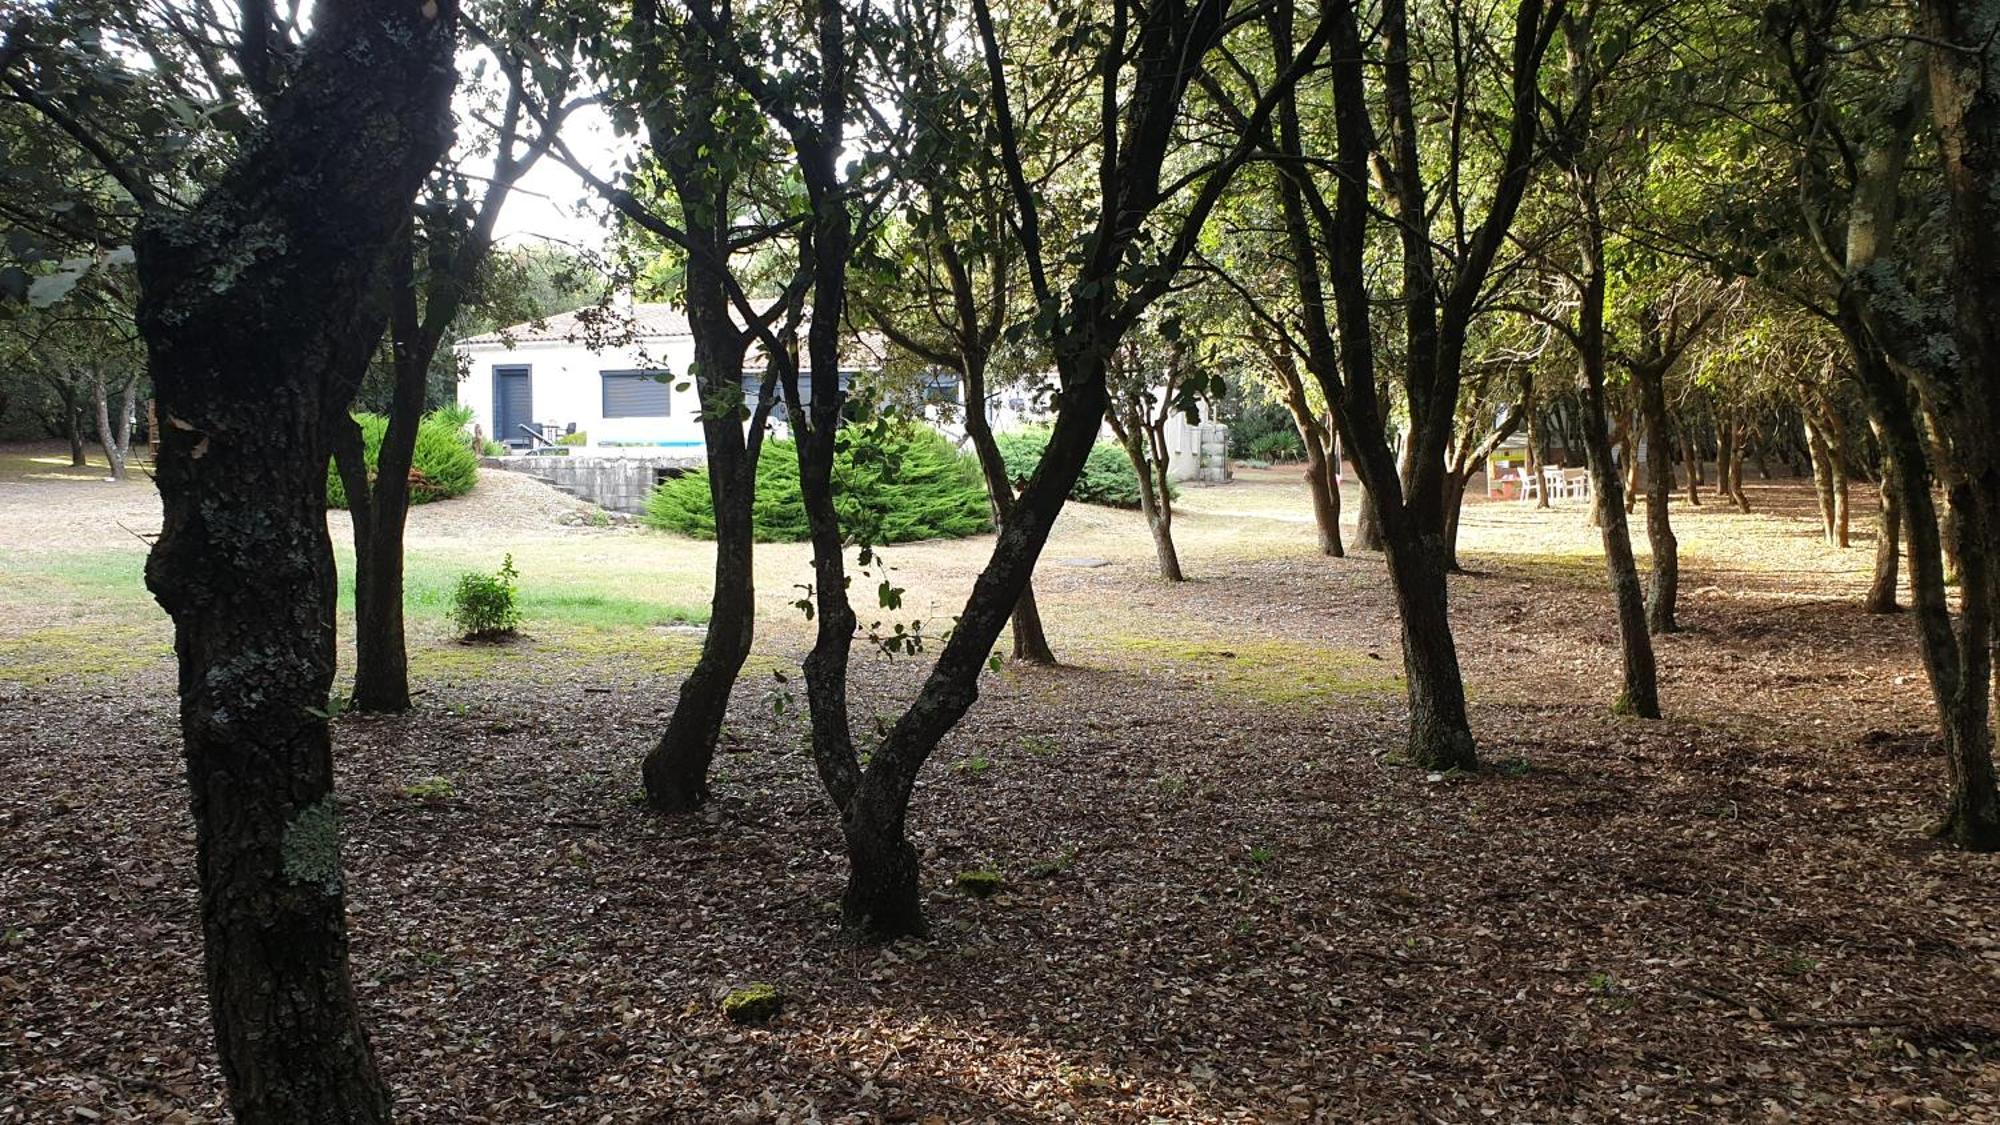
644;421;991;544
326;407;479;508
993;426;1169;510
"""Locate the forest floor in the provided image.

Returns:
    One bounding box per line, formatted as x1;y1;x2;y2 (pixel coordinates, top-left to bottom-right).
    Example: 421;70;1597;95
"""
1;441;1996;1123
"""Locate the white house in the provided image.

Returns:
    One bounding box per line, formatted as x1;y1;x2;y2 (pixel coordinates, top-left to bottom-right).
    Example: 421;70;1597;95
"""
456;302;1228;501
456;303;705;454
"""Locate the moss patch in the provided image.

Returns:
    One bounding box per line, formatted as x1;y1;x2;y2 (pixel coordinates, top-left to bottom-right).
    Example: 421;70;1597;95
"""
0;623;171;683
722;983;783;1024
1094;635;1399;706
955;869;1005;898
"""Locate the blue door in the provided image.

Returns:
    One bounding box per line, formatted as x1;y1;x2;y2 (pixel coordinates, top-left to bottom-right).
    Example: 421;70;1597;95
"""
493;366;532;447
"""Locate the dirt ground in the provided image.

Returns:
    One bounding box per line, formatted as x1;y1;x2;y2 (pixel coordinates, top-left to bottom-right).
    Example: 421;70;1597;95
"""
2;442;1996;1123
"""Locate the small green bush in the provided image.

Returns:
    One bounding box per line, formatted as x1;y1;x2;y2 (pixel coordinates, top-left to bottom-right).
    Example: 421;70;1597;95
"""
993;426;1170;510
644;421;990;544
557;430;588;446
1245;429;1305;462
449;554;520;640
327;407;480;508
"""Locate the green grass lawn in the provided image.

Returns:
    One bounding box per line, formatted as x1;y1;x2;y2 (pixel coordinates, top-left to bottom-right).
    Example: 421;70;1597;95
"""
0;542;711;686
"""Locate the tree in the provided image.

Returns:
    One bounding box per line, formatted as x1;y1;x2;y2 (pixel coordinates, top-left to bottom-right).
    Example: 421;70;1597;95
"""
858;84;1061;662
1256;0;1564;769
333;22;574;713
8;0;461;1115
547;0;809;811
762;0;1330;940
1525;0;1662;717
1105;320;1207;582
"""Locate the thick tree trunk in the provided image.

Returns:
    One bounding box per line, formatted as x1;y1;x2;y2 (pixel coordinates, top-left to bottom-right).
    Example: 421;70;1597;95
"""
133;0;455;1117
1379;515;1478;769
1915;0;2000;847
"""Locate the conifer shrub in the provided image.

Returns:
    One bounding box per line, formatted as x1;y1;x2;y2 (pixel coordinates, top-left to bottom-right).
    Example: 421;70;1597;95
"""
993;425;1170;510
644;421;990;544
326;406;480;508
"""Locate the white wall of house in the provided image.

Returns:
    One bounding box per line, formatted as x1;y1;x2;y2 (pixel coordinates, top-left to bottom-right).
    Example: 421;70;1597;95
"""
455;336;705;454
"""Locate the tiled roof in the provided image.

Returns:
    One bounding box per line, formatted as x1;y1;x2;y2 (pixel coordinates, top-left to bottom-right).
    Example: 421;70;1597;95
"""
457;302;693;347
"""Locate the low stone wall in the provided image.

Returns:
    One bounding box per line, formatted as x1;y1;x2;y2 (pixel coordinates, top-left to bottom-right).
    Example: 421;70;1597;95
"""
485;454;702;514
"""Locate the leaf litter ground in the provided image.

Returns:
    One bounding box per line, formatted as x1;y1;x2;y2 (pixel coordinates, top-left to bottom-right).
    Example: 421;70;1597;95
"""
1;454;1996;1122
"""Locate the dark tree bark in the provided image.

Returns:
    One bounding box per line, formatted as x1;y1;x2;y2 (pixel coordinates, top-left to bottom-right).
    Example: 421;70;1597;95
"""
1913;0;2000;847
1265;0;1561;769
132;0;456;1118
964;379;1059;662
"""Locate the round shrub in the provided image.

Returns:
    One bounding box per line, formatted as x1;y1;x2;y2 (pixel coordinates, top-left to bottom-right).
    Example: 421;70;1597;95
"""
327;407;480;508
644;421;991;544
993;426;1170;510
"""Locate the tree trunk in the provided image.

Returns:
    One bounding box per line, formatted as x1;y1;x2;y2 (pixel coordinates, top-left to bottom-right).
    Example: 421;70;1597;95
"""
1270;350;1343;556
1804;413;1839;545
1635;363;1680;633
644;389;759;811
1728;422;1751;511
1914;0;2000;847
66;401;87;467
133;0;455;1117
1865;469;1902;613
1568;154;1660;718
1442;467;1468;572
1680;424;1702;506
345;238;426;714
92;369;135;481
1622;408;1641;514
1355;479;1385;548
962;362;1056;663
636;44;779;811
1303;430;1344;556
1527;404;1551;509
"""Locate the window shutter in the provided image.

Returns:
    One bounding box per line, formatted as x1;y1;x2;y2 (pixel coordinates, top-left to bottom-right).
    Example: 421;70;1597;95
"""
601;371;671;418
